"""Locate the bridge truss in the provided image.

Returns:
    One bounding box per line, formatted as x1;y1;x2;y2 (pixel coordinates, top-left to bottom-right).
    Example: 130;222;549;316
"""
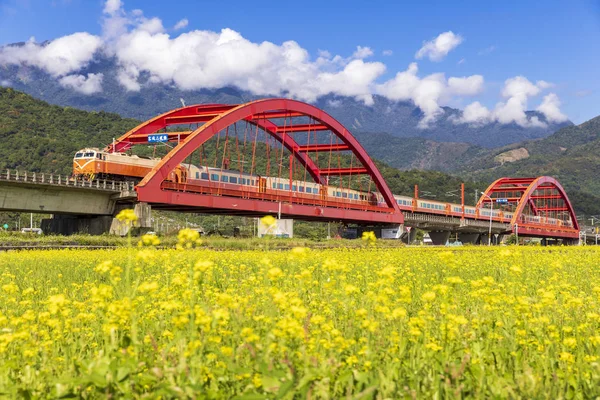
108;99;403;224
477;177;579;239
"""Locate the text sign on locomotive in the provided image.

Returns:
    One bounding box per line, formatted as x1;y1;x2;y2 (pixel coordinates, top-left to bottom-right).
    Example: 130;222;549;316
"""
148;134;169;143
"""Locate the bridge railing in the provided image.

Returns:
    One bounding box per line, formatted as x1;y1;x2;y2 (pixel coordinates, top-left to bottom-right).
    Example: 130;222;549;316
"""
1;169;135;192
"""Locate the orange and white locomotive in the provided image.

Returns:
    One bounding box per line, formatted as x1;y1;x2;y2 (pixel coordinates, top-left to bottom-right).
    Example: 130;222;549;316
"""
72;148;187;182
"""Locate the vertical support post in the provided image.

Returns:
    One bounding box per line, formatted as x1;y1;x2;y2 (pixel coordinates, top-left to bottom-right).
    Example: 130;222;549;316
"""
289;154;293;197
461;183;465;218
413;184;419;211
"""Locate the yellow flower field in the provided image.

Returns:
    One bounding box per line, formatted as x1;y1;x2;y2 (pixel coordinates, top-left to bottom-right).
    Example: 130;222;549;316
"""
1;238;600;398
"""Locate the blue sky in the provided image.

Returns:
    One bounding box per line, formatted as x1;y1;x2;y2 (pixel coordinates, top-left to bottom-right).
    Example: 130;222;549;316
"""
0;0;599;123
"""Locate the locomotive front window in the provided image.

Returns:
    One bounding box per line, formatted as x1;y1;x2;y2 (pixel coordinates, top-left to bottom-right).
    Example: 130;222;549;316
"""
75;153;83;158
84;152;95;158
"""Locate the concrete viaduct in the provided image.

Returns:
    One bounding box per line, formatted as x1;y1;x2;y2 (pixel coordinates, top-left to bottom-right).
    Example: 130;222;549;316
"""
0;168;559;244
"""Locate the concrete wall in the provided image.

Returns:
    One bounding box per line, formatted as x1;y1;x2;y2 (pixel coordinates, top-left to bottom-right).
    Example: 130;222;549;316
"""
0;182;116;215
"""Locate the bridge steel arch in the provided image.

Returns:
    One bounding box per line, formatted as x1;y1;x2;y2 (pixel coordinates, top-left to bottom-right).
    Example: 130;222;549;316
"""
477;176;579;239
113;99;403;225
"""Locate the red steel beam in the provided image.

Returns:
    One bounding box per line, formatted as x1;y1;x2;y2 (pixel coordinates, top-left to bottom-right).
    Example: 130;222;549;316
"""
138;190;402;224
165;115;218;125
481;194;564;202
249;111;305;119
296;143;350;152
319;167;368;176
275;124;329;133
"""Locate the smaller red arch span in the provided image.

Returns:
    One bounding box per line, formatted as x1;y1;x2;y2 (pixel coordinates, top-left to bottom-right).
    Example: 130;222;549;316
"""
478;176;579;237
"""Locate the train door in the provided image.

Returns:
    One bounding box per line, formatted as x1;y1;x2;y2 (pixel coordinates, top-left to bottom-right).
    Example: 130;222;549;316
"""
258;177;267;193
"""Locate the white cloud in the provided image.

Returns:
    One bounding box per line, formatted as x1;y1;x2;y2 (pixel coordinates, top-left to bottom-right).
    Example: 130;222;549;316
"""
59;73;104;94
448;75;484;96
109;24;385;104
0;80;11;87
415;31;463;62
453;101;491;126
174;18;188;30
376;63;483;127
103;0;122;15
495;76;546;126
453;76;567;127
537;93;568;123
382;49;393;56
0;32;102;77
351;46;373;59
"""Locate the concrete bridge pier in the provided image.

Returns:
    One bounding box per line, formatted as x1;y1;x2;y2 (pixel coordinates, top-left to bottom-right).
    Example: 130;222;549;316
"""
429;230;451;246
110;202;152;236
41;215;114;235
480;233;493;245
458;232;480;245
42;202;152;236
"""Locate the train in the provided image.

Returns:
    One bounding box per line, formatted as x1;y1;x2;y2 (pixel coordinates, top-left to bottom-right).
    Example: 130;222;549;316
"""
72;148;573;228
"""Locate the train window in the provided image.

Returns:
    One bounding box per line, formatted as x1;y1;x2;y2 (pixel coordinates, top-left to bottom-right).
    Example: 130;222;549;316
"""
84;152;95;158
252;180;256;186
75;153;83;158
211;174;219;181
201;173;209;180
299;186;304;192
336;191;341;197
272;183;276;189
277;183;283;190
96;153;102;159
196;172;199;179
230;177;237;184
292;185;297;191
284;184;290;190
342;193;347;198
221;175;228;182
306;188;312;194
314;188;319;194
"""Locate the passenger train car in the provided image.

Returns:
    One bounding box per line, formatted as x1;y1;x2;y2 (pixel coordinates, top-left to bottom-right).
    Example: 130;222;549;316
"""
72;149;573;228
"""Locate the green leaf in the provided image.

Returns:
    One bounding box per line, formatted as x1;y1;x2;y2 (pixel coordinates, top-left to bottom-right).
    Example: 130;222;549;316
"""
275;378;294;399
231;393;269;400
117;367;130;382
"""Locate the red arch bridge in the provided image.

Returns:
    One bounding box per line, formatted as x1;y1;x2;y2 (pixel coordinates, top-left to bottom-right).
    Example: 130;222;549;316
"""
0;99;584;244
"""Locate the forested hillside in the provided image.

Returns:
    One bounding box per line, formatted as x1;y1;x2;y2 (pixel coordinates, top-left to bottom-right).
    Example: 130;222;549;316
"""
458;116;600;203
0;87;138;173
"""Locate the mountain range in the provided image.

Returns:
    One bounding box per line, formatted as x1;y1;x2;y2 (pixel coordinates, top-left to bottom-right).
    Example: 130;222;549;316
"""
0;53;571;149
1;52;598;216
